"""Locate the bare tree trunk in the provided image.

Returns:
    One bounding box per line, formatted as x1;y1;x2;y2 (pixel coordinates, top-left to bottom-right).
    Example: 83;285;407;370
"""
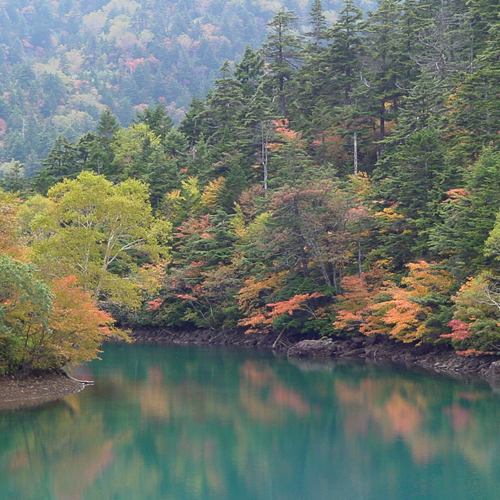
358;234;362;277
353;132;358;174
261;122;269;194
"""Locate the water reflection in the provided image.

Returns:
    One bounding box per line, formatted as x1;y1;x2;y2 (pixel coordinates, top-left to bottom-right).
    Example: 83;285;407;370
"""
1;344;500;500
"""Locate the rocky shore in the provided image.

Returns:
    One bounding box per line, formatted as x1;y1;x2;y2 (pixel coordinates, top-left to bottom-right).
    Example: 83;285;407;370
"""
288;337;500;384
5;327;500;407
131;327;297;350
132;327;500;387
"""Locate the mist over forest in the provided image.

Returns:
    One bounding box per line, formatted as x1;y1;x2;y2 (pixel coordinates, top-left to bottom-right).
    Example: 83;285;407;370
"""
0;0;364;173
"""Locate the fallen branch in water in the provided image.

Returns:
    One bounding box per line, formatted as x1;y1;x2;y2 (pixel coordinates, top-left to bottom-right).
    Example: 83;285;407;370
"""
61;370;94;385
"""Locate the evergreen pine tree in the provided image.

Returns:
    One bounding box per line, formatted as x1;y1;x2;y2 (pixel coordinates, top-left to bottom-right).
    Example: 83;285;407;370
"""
261;10;304;118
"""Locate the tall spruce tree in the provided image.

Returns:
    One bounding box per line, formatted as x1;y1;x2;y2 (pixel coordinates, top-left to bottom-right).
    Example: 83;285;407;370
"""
363;0;408;140
329;0;365;106
234;47;265;98
261;10;304;118
133;103;174;142
306;0;329;51
448;20;500;160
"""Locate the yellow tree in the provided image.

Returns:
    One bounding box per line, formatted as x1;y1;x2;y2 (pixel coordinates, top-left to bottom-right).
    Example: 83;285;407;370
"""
29;171;170;310
0;189;26;261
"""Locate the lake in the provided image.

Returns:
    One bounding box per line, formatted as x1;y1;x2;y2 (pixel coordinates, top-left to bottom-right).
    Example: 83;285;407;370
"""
1;343;500;500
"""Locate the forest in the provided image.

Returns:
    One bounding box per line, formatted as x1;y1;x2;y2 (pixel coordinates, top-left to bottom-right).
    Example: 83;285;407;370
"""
0;0;348;174
2;0;500;374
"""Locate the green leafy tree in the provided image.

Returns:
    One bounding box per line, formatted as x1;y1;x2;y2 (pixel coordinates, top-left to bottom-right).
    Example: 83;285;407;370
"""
260;180;357;292
0;254;54;373
29;171;170;312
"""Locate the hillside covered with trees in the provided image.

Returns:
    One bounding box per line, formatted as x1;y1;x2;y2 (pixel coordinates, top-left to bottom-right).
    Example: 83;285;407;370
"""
2;0;500;374
0;0;354;174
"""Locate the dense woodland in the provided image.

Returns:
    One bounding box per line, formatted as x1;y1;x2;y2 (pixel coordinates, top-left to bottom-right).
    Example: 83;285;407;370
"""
2;0;500;374
0;0;350;174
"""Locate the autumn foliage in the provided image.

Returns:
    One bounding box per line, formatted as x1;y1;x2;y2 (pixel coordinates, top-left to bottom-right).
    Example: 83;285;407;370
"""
333;265;388;335
48;276;127;368
0;192;26;261
0;251;126;374
0;188;130;375
239;291;324;333
335;261;455;343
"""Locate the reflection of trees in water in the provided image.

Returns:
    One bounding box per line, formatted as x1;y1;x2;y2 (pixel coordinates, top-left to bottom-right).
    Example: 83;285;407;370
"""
1;399;122;500
1;346;500;500
333;374;498;470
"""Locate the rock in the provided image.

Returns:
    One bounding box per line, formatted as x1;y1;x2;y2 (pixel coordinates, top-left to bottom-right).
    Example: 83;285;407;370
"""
412;344;433;355
342;348;366;357
485;360;500;381
288;339;338;358
466;358;481;370
351;336;365;346
130;327;500;384
364;335;377;346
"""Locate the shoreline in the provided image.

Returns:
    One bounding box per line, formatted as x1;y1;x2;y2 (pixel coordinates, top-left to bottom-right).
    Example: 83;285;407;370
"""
131;327;500;388
0;372;85;411
4;328;500;407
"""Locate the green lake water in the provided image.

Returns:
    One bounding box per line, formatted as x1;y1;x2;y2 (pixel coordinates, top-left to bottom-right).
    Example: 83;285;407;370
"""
1;343;500;500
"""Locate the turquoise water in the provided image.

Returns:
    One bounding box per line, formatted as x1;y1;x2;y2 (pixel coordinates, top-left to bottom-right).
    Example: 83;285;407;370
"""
1;343;500;500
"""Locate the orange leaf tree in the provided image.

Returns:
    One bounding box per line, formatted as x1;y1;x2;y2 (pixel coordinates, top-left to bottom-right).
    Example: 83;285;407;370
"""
48;276;127;368
0;254;125;374
237;272;288;333
336;261;455;343
333;263;389;335
239;292;324;334
368;261;455;343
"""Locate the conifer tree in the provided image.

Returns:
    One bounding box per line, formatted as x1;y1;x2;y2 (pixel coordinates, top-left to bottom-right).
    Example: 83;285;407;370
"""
362;0;425;141
306;0;328;51
91;108;121;177
261;10;304;118
133;103;174;142
96;108;120;142
234;47;265;97
429;148;500;278
329;0;365;106
448;21;500;158
33;135;84;193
